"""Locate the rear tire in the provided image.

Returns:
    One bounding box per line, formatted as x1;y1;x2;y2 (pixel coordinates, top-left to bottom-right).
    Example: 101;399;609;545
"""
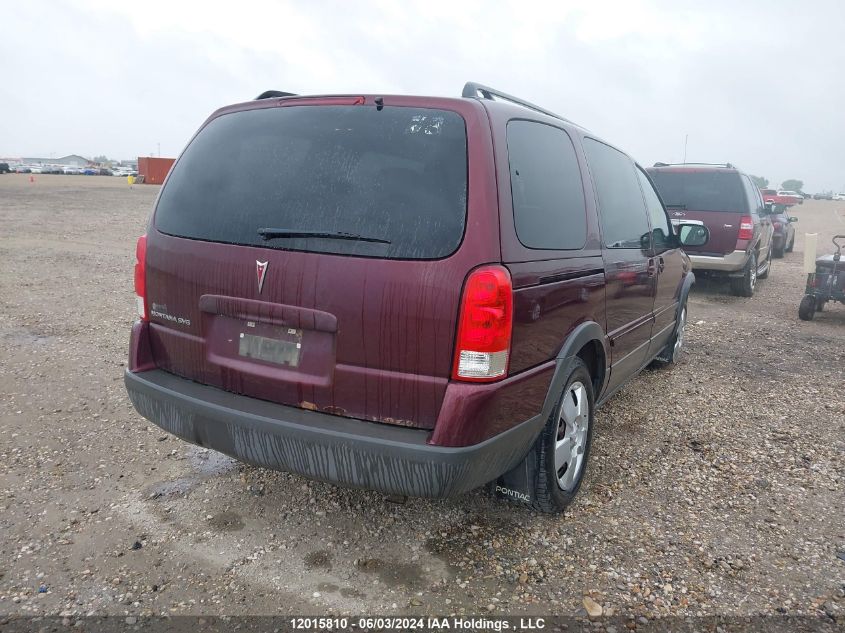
758;246;772;279
773;242;785;258
785;235;795;253
799;295;816;321
531;358;595;514
731;253;757;297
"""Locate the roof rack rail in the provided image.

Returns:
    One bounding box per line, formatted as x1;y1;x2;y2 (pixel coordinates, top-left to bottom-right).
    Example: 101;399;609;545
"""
255;90;298;100
653;161;736;169
462;81;572;123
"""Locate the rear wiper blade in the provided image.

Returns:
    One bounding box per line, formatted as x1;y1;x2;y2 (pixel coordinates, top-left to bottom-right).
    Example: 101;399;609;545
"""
257;228;391;244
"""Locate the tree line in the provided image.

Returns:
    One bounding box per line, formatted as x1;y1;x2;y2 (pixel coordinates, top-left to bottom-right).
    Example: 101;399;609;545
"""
749;175;804;192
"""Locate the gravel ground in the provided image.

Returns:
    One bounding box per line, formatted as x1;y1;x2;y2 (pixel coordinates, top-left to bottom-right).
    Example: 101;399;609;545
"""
0;174;843;622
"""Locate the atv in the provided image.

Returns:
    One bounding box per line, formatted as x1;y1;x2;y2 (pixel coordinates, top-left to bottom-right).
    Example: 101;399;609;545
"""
799;235;844;320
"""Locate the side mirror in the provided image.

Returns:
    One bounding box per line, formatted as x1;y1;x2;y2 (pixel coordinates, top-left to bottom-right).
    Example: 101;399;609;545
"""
789;216;798;222
677;223;709;247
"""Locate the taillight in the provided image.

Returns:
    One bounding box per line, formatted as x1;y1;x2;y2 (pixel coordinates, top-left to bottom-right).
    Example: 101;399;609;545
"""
773;221;783;230
737;216;754;241
134;235;148;321
452;265;513;382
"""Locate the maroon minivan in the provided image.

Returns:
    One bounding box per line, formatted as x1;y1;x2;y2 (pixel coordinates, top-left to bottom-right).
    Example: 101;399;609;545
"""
125;83;708;512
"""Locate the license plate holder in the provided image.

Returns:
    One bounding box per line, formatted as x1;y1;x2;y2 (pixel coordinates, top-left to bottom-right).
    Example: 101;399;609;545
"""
238;328;302;367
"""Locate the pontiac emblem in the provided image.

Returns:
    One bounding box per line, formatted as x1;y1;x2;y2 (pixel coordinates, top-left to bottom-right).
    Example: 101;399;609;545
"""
255;260;268;294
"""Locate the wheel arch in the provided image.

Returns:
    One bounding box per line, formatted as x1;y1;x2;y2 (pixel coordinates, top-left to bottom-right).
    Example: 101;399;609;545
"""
539;321;609;421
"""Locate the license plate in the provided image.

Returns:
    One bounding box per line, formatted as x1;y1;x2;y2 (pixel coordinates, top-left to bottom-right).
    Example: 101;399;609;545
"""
238;329;302;367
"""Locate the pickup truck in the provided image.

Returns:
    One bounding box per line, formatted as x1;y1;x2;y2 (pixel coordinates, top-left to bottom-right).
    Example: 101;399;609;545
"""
778;190;804;205
759;189;803;206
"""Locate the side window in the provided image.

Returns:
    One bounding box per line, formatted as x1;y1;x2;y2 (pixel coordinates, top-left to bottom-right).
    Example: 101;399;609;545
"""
742;175;761;216
583;138;650;249
507;120;587;250
637;168;673;253
755;180;765;212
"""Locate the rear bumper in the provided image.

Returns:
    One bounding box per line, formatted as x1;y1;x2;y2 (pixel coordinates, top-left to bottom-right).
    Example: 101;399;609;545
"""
124;369;543;498
688;249;748;273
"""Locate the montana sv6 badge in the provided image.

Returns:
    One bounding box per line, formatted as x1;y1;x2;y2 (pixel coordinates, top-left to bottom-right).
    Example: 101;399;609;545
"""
149;303;191;327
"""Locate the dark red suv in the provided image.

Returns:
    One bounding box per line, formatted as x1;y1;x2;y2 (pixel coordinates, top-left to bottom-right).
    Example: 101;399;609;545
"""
125;83;708;512
647;164;774;297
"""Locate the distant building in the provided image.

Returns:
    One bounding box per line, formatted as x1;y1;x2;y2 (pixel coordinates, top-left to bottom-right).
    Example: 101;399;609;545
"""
21;154;90;166
56;154;90;167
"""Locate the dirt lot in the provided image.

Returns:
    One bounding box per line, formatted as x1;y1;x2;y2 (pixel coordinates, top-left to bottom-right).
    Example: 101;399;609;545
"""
1;174;843;621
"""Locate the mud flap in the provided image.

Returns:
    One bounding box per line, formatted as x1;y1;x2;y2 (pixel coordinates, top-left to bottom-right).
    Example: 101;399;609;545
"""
491;444;538;505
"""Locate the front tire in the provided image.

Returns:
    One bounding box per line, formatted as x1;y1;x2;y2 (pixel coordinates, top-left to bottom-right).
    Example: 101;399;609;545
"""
785;235;795;253
531;358;595;514
651;303;687;368
731;253;757;297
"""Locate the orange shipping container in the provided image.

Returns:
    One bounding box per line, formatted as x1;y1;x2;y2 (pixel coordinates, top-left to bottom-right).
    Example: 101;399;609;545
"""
137;157;176;185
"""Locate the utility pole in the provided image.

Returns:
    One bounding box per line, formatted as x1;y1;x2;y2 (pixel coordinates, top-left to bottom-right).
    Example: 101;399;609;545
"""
683;134;688;164
157;142;161;157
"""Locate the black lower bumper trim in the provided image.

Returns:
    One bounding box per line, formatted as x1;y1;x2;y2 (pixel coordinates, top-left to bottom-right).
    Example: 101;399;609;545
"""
124;369;543;498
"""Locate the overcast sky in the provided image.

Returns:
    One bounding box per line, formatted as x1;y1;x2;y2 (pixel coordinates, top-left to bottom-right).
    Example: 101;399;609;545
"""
2;0;843;191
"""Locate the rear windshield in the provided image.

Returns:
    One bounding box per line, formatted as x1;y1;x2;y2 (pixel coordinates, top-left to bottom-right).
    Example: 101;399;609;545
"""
647;170;749;213
155;105;468;259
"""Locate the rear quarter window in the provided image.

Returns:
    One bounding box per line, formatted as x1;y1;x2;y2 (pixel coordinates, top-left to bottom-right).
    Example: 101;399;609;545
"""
741;175;763;213
154;105;468;260
506;120;587;250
